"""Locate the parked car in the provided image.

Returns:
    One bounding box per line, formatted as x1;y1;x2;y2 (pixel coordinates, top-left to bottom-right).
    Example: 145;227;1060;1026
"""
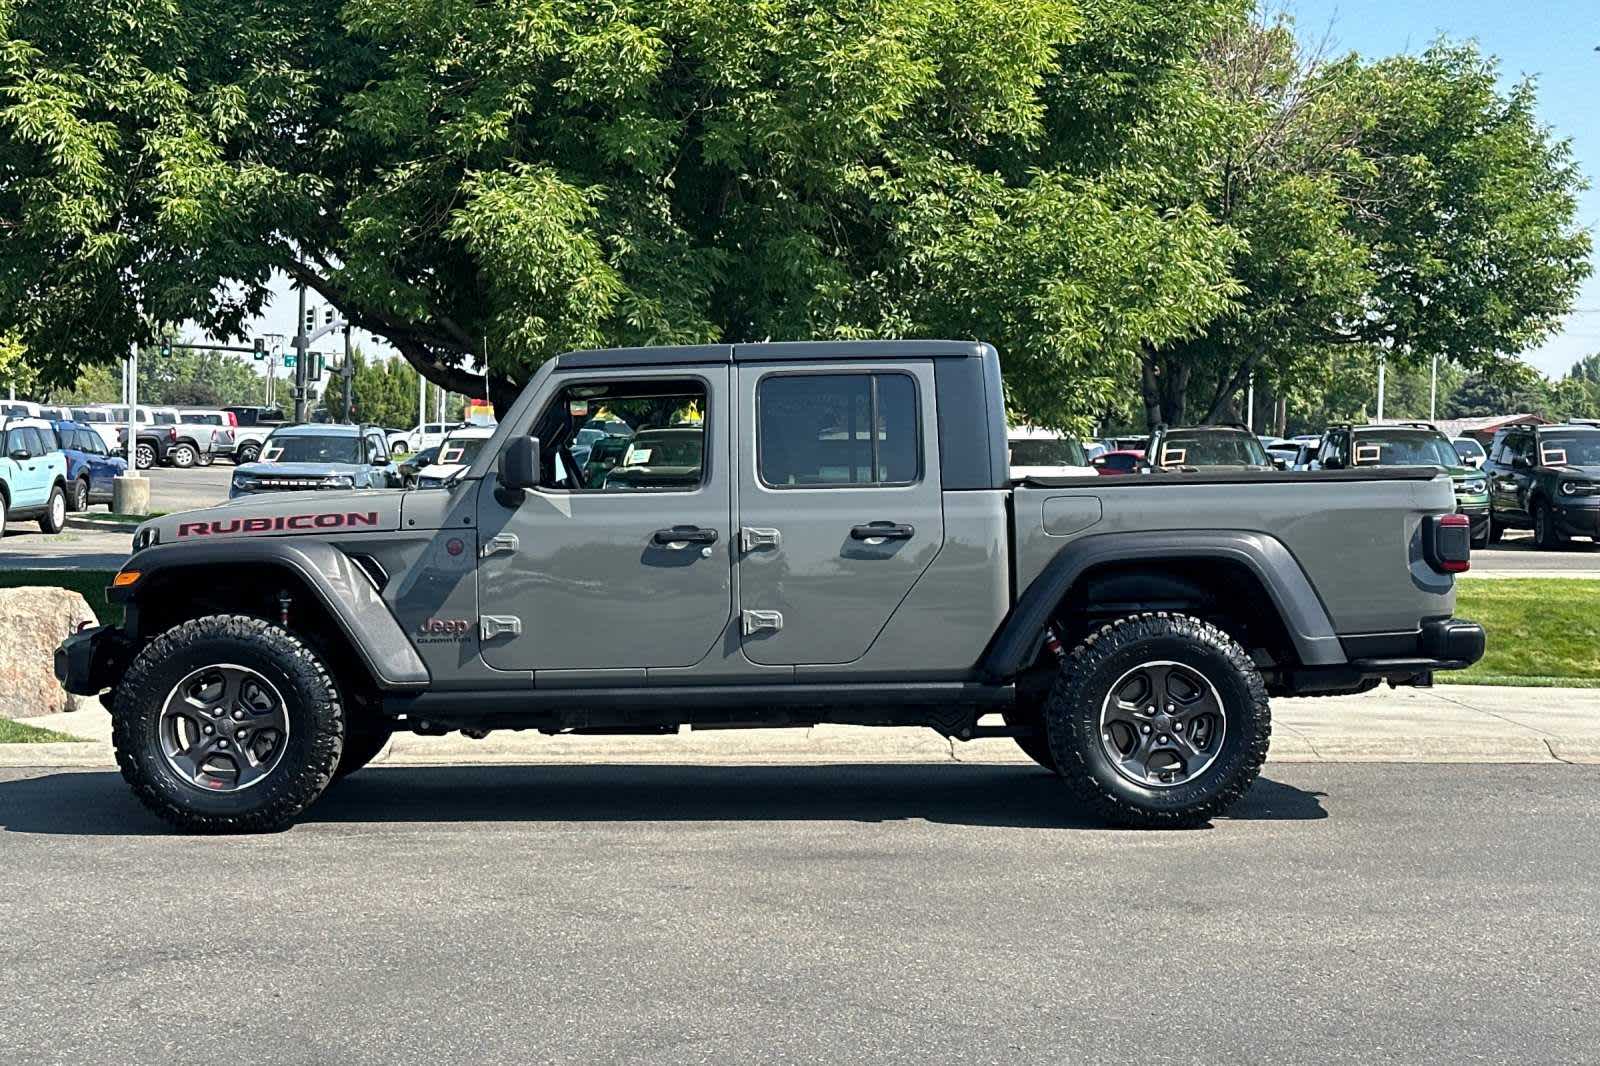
107;405;226;469
48;419;128;511
0;417;69;534
1265;439;1317;471
1314;422;1489;548
1007;426;1096;479
62;338;1484;833
229;423;400;499
410;426;497;489
389;422;462;456
1146;425;1274;472
68;406;130;452
2;401;72;421
1483;421;1600;549
397;445;440;489
178;409;241;462
1091;449;1145;475
1453;437;1487;469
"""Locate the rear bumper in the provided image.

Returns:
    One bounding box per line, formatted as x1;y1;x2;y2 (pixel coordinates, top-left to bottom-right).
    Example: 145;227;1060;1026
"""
1274;618;1486;696
53;624;132;697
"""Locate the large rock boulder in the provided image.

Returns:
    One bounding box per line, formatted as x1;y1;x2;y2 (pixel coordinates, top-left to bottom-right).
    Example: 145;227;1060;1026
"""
0;587;99;717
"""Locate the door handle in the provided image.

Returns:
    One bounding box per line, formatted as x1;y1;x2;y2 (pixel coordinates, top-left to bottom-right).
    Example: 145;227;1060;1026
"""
850;522;914;543
653;525;718;546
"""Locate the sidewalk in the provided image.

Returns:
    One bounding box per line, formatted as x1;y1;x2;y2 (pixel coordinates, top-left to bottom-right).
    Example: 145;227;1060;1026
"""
5;684;1598;767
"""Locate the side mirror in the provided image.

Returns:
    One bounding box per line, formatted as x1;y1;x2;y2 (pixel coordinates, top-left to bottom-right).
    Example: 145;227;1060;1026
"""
8;449;30;462
371;454;389;466
1272;456;1288;470
499;435;539;490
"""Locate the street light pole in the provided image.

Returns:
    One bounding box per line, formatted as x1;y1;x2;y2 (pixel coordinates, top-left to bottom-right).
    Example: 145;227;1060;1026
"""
1430;352;1438;422
343;325;354;422
292;283;310;423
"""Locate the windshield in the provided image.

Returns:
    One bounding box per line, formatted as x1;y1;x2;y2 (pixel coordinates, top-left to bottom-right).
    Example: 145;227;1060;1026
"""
261;434;361;464
71;408;109;422
1352;431;1457;467
1157;432;1269;467
623;434;701;467
1453;439;1485;460
1010;437;1088;467
1537;435;1600;466
437;436;490;466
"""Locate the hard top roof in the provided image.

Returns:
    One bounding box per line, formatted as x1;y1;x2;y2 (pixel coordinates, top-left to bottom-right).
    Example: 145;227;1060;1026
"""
556;339;993;370
270;422;364;436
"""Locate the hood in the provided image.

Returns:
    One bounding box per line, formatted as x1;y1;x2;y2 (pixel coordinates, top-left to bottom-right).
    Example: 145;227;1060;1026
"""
134;490;405;547
1545;464;1600;478
232;461;364;479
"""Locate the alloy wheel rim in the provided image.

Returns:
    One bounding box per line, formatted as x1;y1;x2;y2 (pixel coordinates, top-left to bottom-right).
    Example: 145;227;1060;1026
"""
1099;660;1226;789
158;664;290;792
137;445;153;468
50;492;64;527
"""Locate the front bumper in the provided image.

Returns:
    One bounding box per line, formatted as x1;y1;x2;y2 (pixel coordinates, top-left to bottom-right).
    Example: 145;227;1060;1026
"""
1552;499;1600;537
53;624;133;697
1275;618;1486;696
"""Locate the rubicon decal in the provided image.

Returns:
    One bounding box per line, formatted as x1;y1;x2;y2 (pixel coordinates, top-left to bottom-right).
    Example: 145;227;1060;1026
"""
176;511;381;537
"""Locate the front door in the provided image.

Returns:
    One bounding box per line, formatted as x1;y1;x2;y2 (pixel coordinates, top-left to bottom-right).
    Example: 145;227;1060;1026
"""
474;367;733;673
735;361;945;666
3;425;48;508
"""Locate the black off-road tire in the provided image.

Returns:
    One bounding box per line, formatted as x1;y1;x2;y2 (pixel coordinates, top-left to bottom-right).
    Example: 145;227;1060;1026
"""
1002;697;1057;772
1045;612;1270;829
1487;510;1503;544
333;723;394;780
37;484;66;533
235;442;260;465
112;615;345;833
1533;499;1567;550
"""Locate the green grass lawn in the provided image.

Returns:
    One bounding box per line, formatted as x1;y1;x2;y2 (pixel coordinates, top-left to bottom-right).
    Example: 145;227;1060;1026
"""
0;718;89;743
1445;579;1600;687
0;569;121;626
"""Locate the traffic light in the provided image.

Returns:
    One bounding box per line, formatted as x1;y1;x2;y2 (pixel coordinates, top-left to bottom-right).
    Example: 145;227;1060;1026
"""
303;306;317;333
159;338;173;358
309;352;324;382
323;306;336;327
252;338;265;361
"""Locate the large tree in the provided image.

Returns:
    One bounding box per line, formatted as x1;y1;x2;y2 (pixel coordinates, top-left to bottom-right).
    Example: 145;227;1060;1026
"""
0;1;1588;430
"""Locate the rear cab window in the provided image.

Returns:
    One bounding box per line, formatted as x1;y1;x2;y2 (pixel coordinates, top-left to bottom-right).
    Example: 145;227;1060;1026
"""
756;372;920;487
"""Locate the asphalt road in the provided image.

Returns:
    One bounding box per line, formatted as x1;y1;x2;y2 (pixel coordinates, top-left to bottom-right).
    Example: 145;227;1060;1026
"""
0;762;1594;1064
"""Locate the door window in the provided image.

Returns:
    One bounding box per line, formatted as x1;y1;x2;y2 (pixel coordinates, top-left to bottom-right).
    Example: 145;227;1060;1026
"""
531;378;708;493
4;428;28;456
756;373;920;487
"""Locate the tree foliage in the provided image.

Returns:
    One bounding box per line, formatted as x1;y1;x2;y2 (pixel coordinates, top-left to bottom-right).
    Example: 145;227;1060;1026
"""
0;1;1589;430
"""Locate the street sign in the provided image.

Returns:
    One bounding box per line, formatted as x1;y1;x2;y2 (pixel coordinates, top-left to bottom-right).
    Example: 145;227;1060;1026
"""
283;354;297;368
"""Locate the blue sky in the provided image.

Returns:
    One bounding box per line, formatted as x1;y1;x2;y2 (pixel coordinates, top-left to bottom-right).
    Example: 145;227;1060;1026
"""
1290;0;1600;375
237;2;1600;380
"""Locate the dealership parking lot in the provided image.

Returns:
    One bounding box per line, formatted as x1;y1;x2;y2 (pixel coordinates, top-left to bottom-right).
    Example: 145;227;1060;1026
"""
0;762;1594;1065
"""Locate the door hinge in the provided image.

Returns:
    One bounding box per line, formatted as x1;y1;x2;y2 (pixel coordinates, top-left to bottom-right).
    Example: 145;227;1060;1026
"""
741;609;783;636
480;532;519;558
481;615;522;641
740;526;782;552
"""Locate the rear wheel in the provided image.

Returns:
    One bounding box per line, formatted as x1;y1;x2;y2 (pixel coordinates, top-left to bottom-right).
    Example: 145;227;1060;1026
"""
69;476;90;513
1533;499;1567;550
1470;520;1489;550
235;442;260;465
1487;510;1504;544
38;485;66;533
111;615;345;832
1045;613;1270;828
196;450;214;467
0;492;8;537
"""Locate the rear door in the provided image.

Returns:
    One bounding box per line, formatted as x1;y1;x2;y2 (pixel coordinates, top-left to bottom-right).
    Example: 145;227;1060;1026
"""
735;361;945;666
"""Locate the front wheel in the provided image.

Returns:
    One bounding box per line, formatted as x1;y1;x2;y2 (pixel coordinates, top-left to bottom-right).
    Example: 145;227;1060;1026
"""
196;450;214;467
1487;510;1504;544
1045;613;1270;828
111;616;345;832
38;484;66;533
168;443;197;468
1533;499;1567;550
235;442;260;465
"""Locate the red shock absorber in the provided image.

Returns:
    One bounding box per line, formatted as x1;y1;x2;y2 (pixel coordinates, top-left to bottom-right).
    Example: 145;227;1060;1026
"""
1043;625;1064;660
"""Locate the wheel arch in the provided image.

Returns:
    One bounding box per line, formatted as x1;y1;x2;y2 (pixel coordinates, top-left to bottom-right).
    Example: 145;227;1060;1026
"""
115;540;429;694
982;531;1344;682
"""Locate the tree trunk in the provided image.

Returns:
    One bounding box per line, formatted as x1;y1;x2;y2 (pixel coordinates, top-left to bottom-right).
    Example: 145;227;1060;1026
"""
1140;352;1189;429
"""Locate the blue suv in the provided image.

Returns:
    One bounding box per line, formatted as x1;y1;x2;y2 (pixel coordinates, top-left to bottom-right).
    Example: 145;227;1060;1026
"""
49;419;128;512
0;417;70;535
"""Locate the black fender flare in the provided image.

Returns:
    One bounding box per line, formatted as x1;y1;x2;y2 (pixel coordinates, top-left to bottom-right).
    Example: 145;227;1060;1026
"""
981;530;1345;681
113;538;429;688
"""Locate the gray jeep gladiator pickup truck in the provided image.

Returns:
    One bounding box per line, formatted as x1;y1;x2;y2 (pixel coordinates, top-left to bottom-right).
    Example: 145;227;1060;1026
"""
57;341;1485;832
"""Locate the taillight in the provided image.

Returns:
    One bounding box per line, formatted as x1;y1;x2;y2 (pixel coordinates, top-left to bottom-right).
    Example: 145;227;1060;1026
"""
227;412;239;426
167;427;177;441
1424;513;1471;573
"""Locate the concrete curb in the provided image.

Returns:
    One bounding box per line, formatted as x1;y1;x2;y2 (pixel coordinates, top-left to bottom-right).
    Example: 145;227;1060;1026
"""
63;516;140;534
